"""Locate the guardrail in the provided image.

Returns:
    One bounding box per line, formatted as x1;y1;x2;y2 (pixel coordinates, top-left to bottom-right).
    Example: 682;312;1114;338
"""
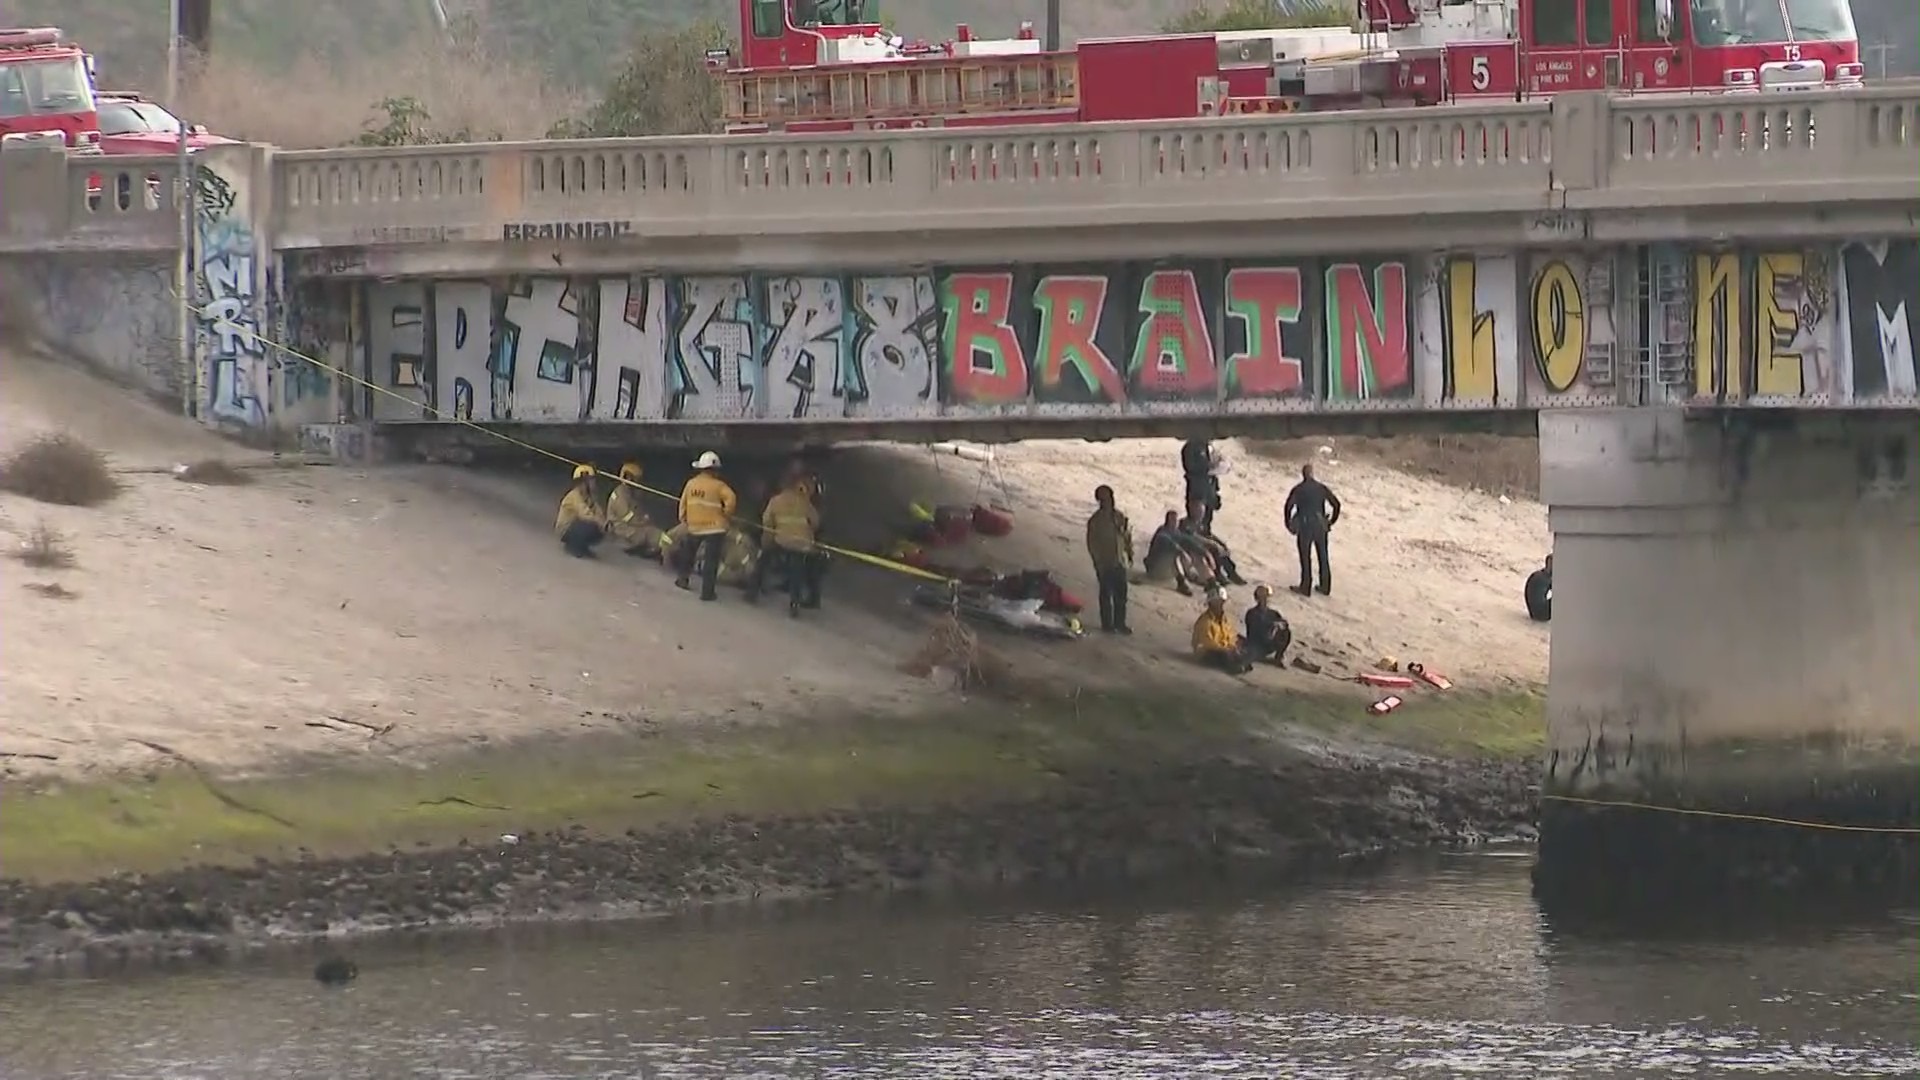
4;83;1917;254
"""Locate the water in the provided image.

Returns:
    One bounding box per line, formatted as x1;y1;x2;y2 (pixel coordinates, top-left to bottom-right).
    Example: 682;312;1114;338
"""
2;852;1915;1078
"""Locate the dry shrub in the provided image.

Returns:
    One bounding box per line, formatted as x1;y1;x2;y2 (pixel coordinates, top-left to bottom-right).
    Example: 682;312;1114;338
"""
14;522;74;570
1248;435;1540;499
23;581;77;600
180;42;581;149
0;434;121;507
175;459;256;486
900;613;1013;693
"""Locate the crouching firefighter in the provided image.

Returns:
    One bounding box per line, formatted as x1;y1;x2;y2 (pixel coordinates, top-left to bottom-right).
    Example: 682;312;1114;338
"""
749;474;825;615
555;464;606;558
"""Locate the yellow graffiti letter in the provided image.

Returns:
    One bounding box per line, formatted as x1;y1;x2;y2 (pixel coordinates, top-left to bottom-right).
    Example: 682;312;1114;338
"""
1753;251;1803;397
1530;260;1585;394
1445;257;1497;400
1692;253;1742;398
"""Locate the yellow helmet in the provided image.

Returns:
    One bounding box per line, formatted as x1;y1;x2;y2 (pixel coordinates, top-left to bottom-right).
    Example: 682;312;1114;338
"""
619;462;643;481
572;464;594;480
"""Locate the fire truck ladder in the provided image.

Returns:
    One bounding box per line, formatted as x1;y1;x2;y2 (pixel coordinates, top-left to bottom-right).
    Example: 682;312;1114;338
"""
721;54;1080;127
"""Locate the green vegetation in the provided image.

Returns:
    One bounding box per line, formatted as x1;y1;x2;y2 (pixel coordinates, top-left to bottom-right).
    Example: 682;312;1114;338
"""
0;686;1540;882
1160;0;1350;33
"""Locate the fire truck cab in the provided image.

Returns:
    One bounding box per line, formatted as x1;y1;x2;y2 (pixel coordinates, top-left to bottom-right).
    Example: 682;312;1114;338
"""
1396;0;1864;104
0;28;101;153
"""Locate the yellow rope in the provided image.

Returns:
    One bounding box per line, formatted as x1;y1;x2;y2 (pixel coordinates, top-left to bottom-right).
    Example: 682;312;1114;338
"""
1542;794;1920;835
189;300;955;583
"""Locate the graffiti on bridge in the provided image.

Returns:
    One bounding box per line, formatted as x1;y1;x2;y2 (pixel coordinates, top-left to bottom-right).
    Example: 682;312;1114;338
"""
1686;240;1919;401
365;274;941;422
938;262;1414;407
351;241;1920;423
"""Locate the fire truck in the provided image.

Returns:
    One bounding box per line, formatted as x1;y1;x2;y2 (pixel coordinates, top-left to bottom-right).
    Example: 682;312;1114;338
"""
713;0;1863;133
0;27;101;152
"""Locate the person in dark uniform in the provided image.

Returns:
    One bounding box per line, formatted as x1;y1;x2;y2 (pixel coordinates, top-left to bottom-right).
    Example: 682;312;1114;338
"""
1526;555;1552;622
1283;462;1341;597
1180;438;1221;530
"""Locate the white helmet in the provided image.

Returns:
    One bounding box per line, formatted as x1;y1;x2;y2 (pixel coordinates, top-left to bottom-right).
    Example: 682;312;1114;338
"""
692;451;721;469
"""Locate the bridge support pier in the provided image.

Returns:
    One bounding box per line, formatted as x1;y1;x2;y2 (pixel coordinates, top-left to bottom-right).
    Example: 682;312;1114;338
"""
1533;409;1919;913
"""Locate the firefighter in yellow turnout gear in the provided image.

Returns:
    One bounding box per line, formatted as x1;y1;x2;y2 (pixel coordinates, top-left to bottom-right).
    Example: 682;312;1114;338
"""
554;464;606;559
675;451;738;601
605;462;664;560
749;473;826;616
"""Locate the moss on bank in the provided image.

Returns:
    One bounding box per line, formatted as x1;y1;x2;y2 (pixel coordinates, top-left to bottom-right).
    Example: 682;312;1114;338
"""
1;686;1542;884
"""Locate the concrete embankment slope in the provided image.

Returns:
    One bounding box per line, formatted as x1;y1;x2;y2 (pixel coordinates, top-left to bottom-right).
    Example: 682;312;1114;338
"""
0;347;1547;967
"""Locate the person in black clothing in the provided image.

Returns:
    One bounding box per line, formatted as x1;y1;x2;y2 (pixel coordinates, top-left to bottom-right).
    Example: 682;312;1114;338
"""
1180;438;1221;530
1283;462;1341;597
1242;584;1293;665
1525;555;1552;622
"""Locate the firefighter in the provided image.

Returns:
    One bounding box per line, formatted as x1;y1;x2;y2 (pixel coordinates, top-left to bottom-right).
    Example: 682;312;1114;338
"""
1191;589;1252;674
606;461;664;559
675;451;737;601
750;473;824;615
554;464;606;559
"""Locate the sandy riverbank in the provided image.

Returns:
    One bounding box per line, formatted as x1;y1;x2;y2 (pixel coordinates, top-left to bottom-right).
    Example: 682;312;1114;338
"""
0;686;1541;972
0;346;1550;970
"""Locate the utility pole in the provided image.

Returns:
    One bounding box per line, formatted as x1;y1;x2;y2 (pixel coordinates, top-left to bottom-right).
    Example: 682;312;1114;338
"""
169;0;195;418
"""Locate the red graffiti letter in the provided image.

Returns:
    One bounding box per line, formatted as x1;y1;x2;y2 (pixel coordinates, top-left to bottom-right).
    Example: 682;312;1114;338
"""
940;272;1028;403
1325;262;1411;400
1130;270;1218;398
1224;267;1304;397
1032;275;1125;403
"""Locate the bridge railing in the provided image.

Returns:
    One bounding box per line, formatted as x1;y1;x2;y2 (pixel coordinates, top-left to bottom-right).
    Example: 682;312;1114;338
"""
271;99;1558;247
4;83;1917;252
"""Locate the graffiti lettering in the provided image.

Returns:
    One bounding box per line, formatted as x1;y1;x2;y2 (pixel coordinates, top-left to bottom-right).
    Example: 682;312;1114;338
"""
1841;240;1919;399
1531;260;1586;394
1130;270;1217;398
1032;275;1124;403
1223;267;1305;398
760;276;846;419
1692;252;1741;399
1325;261;1412;400
849;275;939;414
671;276;757;418
503;221;635;242
1441;256;1497;400
324;243;1912;426
941;272;1028;404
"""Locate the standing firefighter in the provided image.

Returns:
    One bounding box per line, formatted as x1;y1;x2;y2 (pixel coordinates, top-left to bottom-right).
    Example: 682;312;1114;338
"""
1084;484;1134;635
1284;462;1342;597
675;451;737;601
750;473;825;616
555;464;606;559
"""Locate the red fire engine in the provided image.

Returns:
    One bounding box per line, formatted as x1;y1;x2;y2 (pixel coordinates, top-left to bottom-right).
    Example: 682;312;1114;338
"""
714;0;1863;133
0;28;101;152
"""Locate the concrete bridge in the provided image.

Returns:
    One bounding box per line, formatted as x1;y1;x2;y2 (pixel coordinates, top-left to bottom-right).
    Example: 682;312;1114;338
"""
0;83;1915;907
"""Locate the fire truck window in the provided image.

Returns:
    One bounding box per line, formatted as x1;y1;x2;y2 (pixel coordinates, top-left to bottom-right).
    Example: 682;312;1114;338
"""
0;66;25;119
1583;0;1615;43
1531;0;1580;45
1689;0;1788;45
751;0;785;38
1636;0;1668;40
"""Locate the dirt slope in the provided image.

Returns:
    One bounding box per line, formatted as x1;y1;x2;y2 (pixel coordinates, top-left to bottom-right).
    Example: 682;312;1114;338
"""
0;348;1548;782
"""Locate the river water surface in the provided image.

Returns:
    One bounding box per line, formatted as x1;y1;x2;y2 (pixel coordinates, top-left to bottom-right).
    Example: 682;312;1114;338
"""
2;851;1914;1078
